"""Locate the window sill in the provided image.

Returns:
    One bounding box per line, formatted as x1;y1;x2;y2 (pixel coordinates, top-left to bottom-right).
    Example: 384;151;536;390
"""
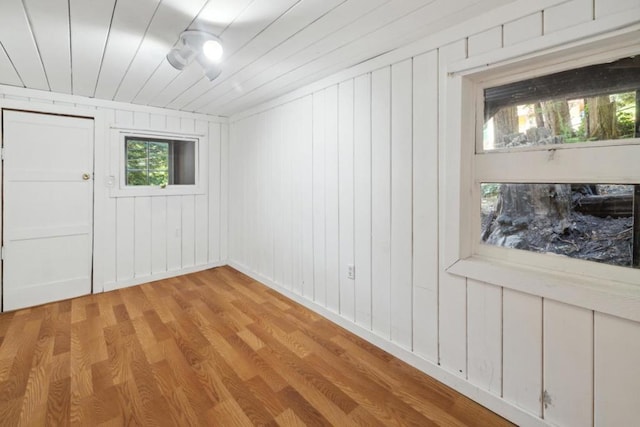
108;183;205;198
447;255;640;322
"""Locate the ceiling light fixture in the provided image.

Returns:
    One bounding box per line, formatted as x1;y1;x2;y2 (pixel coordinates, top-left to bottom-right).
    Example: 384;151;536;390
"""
166;30;223;81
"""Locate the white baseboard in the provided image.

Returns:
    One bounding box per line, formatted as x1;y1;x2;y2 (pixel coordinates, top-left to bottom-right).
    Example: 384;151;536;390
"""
101;261;226;292
227;260;548;427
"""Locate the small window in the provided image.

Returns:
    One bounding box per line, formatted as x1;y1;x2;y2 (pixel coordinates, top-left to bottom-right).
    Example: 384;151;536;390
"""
125;136;195;187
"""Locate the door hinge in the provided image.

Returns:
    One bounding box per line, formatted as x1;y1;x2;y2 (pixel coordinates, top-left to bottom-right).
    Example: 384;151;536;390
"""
1;147;5;160
1;246;4;260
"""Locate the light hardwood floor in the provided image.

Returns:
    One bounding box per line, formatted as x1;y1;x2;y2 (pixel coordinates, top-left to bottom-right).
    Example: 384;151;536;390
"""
0;266;514;426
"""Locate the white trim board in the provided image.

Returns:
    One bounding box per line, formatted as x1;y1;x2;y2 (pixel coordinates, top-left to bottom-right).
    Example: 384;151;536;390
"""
228;260;549;427
0;84;228;123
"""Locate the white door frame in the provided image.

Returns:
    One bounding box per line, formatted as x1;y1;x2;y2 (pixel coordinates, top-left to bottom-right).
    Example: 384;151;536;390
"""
0;100;106;311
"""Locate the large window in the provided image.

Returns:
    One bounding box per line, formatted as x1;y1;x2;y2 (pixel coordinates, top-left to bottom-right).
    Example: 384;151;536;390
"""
125;136;195;187
473;52;640;280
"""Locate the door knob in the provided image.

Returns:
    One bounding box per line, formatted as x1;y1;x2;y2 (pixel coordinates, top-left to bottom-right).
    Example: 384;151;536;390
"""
82;173;91;181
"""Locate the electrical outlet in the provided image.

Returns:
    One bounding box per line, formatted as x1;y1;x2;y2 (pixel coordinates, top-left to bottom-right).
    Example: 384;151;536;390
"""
347;264;355;280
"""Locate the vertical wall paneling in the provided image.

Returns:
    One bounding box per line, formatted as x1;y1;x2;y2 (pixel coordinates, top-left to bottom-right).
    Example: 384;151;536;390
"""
256;113;268;279
166;196;182;271
102;186;117;286
133;111;150;129
291;102;303;295
209;122;222;263
353;73;372;329
595;0;639;18
325;85;340;312
371;66;392;339
253;116;261;274
238;122;248;268
467;26;503;57
194;120;209;267
261;113;273;281
277;108;289;287
220;123;229;261
543;300;594;427
180;117;196;134
338;80;355;321
412;50;439;362
271;108;285;287
134;197;152;277
115;110;134;128
390;59;413;350
281;106;294;291
241;118;253;271
167;115;181;133
151;196;167;274
116;197;135;281
467;280;502;396
438;40;468;376
234;122;246;268
261;114;274;281
181;195;196;268
594;312;640;425
543;0;593;34
149;113;166;130
227;125;237;262
252;116;261;273
195;194;209;266
503;289;543;416
503;13;543;46
102;109;117;286
312;90;327;306
300;96;314;299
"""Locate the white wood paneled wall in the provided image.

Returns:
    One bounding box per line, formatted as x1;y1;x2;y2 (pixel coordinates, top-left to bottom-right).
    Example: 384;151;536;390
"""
0;91;229;292
102;110;228;291
228;1;640;425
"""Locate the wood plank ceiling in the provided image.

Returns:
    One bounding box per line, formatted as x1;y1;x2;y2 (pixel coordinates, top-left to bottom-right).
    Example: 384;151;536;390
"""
0;0;511;117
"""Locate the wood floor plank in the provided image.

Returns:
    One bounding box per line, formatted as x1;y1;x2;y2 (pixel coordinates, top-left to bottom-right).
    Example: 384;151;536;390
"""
45;376;70;426
275;407;307;427
17;308;56;426
208;398;255;427
0;266;515;426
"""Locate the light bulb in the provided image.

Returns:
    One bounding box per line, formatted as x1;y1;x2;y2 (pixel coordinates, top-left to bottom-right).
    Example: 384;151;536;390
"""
202;40;223;62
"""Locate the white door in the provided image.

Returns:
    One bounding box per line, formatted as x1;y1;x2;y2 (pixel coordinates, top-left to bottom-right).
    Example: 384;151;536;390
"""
2;110;94;311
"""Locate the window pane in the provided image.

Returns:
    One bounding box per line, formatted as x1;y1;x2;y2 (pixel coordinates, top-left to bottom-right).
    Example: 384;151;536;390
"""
127;157;147;170
127;141;147;158
127;170;148;186
148;170;169;186
148;142;169;170
481;183;635;267
483;56;640;151
124;136;196;187
172;140;196;185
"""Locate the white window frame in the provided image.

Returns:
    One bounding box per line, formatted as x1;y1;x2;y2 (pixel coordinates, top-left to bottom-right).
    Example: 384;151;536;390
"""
444;29;640;322
110;128;206;197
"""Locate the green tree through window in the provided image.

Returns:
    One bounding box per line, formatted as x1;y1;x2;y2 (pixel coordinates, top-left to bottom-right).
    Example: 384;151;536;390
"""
125;138;169;186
